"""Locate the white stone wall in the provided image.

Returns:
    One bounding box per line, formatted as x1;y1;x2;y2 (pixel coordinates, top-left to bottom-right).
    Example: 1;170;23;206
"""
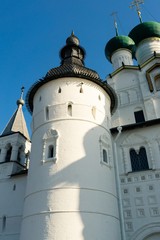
113;119;160;240
108;58;160;128
111;49;133;71
0;175;27;240
136;38;160;65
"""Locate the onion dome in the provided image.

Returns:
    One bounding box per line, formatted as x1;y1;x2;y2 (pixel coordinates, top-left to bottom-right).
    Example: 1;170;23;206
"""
66;31;80;46
26;33;117;114
105;35;135;62
129;21;160;45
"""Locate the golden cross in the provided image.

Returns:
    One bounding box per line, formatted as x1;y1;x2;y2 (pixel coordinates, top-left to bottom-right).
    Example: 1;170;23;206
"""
130;0;144;23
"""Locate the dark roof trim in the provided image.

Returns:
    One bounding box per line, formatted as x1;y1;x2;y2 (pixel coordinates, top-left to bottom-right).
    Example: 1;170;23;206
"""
10;169;28;177
108;65;139;78
111;118;160;134
108;53;160;78
0;131;31;142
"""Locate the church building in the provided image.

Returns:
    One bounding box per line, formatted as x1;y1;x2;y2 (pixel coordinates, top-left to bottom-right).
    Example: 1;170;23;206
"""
0;3;160;240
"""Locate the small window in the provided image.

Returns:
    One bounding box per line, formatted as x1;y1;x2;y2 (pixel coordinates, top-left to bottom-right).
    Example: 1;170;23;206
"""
5;146;12;162
13;184;16;191
80;86;83;93
2;216;6;232
46;106;49;120
68;104;72;116
58;87;61;93
134;110;145;123
102;149;108;163
48;145;54;158
155;74;160;91
42;129;58;164
130;147;149;172
17;146;22;162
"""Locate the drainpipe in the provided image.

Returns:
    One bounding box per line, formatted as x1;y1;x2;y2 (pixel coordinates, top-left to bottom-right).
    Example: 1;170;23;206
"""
113;126;126;240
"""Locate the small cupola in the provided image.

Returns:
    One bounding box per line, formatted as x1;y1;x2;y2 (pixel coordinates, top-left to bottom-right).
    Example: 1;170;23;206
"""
105;35;135;70
60;31;86;66
129;21;160;64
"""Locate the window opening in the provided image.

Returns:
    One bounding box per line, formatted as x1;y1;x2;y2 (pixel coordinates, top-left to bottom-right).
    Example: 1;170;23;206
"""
58;87;61;93
134;110;145;123
155;74;160;91
80;86;83;93
46;106;49;120
130;147;149;172
68;104;72;116
5;146;12;162
103;149;108;163
2;216;6;232
17;146;22;162
48;145;54;158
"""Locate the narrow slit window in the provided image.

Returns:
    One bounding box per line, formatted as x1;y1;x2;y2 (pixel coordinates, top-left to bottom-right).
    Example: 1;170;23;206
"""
5;146;12;162
155;75;160;91
58;87;61;93
2;216;6;232
46;106;49;120
80;86;83;93
68;104;72;116
103;149;108;163
17;146;22;162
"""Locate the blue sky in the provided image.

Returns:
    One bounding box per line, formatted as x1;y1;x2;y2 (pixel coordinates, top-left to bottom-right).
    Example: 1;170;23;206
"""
0;0;159;134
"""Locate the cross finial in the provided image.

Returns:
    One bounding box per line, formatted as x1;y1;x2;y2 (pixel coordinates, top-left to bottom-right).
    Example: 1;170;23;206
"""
130;0;144;23
16;86;25;107
20;86;25;99
111;11;119;36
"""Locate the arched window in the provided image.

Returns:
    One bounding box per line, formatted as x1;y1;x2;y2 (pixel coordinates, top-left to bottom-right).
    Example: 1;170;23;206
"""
48;145;54;158
5;146;12;162
103;149;108;163
42;129;58;164
130;147;149;172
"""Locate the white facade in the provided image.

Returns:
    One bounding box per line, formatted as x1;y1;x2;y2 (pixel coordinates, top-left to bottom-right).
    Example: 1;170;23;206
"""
0;20;160;240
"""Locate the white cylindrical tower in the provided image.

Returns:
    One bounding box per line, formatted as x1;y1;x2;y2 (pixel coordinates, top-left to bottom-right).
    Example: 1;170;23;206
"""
20;33;120;240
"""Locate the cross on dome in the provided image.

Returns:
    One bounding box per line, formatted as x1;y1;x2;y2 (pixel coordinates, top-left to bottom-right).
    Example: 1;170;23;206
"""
17;86;25;106
111;12;119;36
130;0;144;23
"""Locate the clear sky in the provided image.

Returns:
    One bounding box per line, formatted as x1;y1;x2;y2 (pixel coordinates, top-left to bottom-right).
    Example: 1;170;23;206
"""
0;0;159;135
